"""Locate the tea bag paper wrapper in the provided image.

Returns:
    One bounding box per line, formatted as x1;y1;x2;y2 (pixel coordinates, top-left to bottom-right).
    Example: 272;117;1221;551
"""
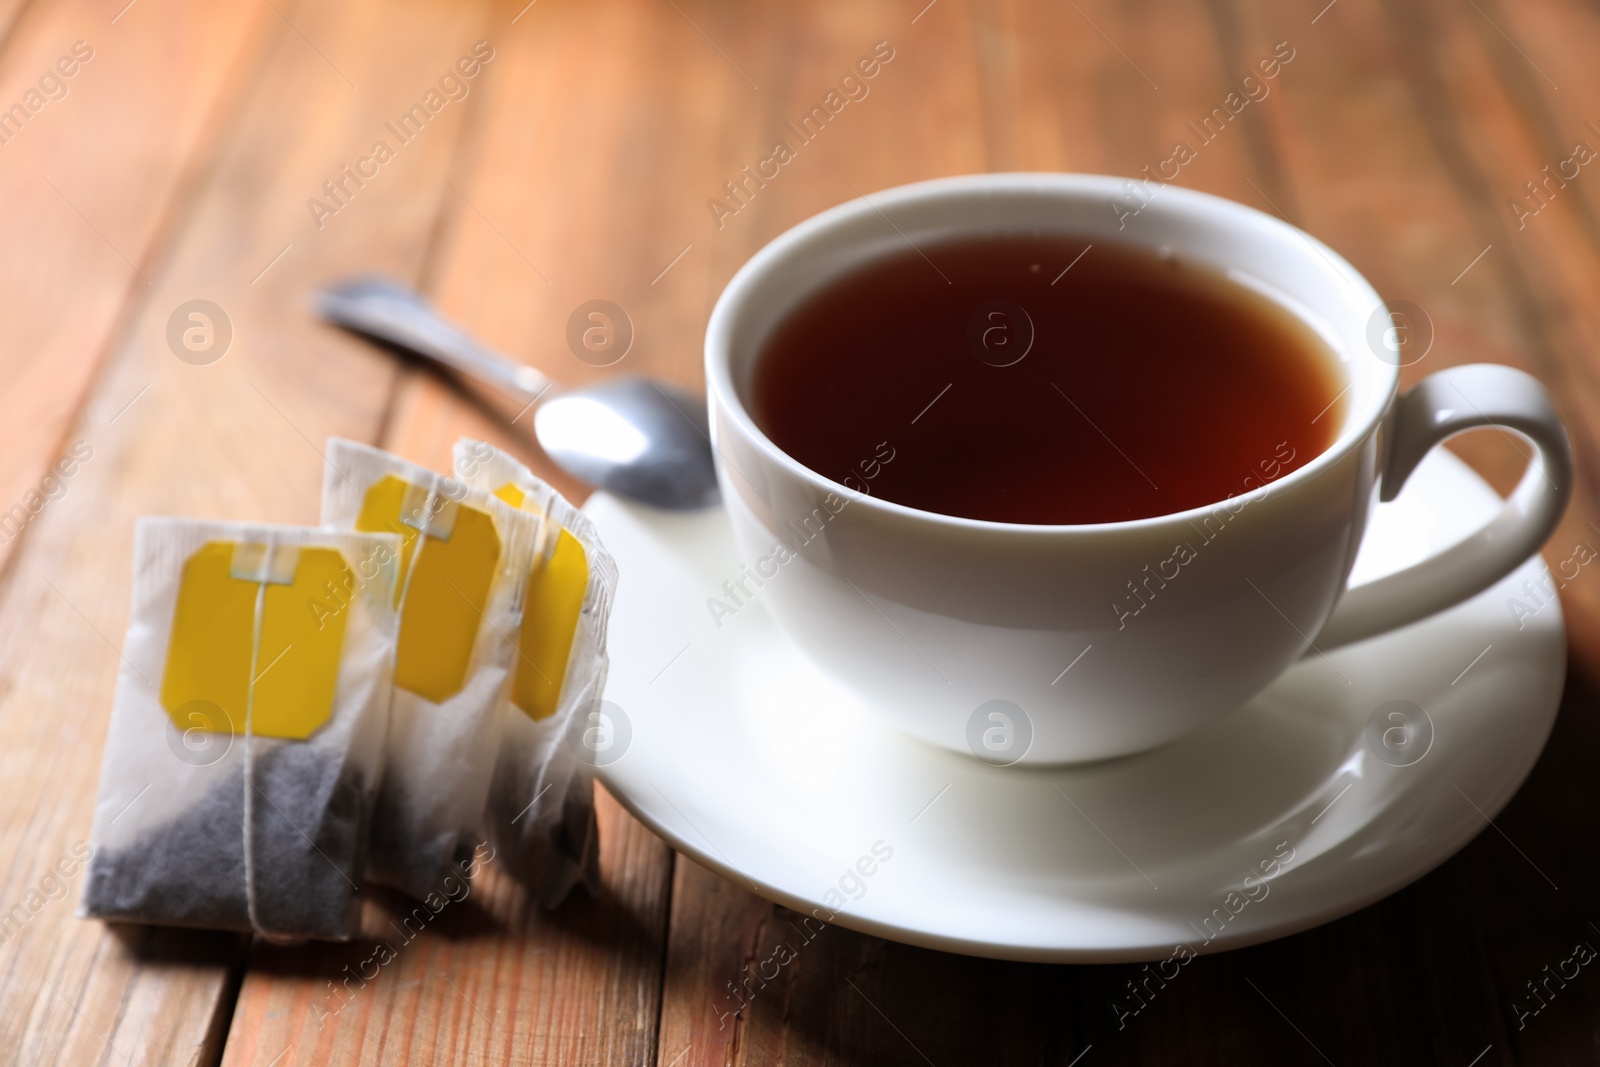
321;438;540;901
453;439;616;907
82;519;402;940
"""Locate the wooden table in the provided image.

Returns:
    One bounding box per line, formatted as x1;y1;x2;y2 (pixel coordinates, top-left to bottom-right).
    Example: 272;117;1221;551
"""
3;0;1600;1062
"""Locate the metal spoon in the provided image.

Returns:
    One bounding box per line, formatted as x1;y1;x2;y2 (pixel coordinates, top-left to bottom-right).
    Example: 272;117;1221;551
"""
315;276;720;510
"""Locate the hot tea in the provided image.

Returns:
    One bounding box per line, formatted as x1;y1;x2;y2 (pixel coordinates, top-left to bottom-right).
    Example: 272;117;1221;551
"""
749;235;1344;524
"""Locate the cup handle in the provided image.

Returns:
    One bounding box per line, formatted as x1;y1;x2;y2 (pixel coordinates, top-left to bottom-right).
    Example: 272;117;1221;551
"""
1313;364;1573;651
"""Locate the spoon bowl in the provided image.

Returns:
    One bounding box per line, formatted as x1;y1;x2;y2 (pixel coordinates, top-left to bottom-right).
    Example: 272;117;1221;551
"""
315;277;720;510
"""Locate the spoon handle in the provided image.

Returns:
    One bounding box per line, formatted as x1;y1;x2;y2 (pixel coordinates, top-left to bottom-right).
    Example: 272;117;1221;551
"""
316;277;553;403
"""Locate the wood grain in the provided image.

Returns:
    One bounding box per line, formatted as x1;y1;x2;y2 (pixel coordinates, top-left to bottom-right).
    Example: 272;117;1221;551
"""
1392;0;1600;670
649;0;1600;1063
0;0;277;1063
0;0;509;1060
647;1;1280;1061
219;785;671;1067
0;0;271;572
214;2;698;1062
0;0;1598;1062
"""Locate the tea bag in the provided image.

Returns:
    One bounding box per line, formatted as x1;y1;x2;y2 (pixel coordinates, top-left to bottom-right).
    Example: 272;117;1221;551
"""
453;439;617;907
321;438;540;902
82;520;401;940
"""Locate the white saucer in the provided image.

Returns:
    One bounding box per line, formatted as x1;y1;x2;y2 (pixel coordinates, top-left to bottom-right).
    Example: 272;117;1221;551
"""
585;449;1565;962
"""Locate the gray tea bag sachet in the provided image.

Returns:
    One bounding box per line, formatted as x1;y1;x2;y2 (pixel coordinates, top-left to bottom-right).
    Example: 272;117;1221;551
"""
82;519;401;940
320;438;540;902
453;439;617;907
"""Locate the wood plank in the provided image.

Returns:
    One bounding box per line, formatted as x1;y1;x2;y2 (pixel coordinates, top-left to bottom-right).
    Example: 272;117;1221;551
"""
216;0;708;1062
663;855;1100;1066
1453;0;1600;266
219;785;670;1067
309;0;997;1059
0;0;282;1063
0;0;271;577
647;0;1290;1062
1233;0;1600;672
1349;0;1600;1059
1191;5;1550;1056
646;0;1008;1057
246;0;1600;1061
1386;0;1600;669
5;0;1594;1062
221;377;675;1067
648;0;1600;1063
1217;5;1600;1042
0;0;508;1060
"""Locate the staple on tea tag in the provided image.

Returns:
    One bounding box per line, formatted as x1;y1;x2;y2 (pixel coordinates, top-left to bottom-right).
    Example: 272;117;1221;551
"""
397;477;461;539
227;540;301;585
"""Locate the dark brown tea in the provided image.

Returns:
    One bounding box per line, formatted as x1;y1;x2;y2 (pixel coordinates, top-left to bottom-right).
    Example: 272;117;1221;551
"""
748;235;1344;524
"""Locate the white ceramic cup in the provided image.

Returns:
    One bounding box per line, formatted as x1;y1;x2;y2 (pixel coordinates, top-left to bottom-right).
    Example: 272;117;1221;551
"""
705;173;1572;764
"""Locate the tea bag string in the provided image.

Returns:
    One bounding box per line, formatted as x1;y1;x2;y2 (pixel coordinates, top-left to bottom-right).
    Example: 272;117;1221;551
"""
531;490;558;582
505;489;557;628
240;534;273;934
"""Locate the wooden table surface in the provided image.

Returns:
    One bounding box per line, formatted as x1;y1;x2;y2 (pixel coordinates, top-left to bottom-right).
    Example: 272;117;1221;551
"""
3;0;1600;1063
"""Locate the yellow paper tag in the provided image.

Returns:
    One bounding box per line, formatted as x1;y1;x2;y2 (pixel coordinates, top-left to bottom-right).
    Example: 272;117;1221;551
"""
161;541;352;740
494;482;526;510
355;474;501;702
513;526;588;720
